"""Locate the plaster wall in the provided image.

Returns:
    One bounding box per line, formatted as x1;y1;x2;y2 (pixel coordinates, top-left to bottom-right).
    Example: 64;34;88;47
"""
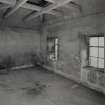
0;27;41;66
42;12;105;83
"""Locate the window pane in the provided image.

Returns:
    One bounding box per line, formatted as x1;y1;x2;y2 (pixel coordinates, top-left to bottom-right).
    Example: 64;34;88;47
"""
90;57;98;68
99;37;104;46
99;48;104;58
89;47;98;57
98;59;104;68
89;37;98;46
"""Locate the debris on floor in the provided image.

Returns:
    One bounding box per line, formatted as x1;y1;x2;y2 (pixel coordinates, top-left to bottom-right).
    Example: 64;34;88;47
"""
23;81;46;96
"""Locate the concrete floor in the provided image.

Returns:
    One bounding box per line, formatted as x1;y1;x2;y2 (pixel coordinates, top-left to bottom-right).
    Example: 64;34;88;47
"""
0;67;105;105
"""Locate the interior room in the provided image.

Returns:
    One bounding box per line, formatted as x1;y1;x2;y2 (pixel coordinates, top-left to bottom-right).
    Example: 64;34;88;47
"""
0;0;104;105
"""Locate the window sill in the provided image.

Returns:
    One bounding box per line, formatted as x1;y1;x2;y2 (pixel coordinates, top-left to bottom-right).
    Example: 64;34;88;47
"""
83;66;104;73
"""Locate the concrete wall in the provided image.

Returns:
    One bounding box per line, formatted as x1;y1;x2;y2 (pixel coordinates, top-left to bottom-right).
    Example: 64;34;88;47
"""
42;12;105;83
0;26;41;66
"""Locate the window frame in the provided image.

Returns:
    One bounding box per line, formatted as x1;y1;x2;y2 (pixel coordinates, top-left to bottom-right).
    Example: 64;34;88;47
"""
47;37;59;61
87;35;104;70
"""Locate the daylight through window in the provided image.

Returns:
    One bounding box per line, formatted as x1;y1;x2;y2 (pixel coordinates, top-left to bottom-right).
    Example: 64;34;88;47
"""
89;36;104;69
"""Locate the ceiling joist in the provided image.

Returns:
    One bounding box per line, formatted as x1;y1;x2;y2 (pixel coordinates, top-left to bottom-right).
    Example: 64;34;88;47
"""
0;0;62;18
45;0;56;3
22;3;62;16
45;0;81;11
0;0;80;20
24;0;73;21
22;3;42;11
4;0;28;18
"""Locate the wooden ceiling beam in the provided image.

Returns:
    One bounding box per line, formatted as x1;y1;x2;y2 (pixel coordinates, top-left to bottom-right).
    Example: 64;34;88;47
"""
24;0;73;21
45;0;56;3
0;0;62;17
4;0;28;18
22;3;42;11
22;3;62;16
45;0;81;11
0;0;80;18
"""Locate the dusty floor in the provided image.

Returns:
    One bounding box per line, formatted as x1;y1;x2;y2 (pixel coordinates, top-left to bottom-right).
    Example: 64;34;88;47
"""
0;67;104;105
